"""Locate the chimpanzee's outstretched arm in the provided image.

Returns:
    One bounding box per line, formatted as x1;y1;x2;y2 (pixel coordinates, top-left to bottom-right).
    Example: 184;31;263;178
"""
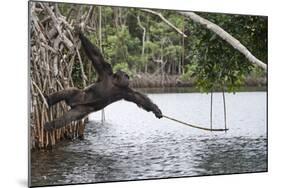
123;89;163;118
79;32;113;80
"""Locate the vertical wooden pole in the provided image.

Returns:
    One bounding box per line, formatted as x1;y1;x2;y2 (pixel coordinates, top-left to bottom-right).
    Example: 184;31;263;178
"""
210;91;213;131
222;89;227;132
99;6;106;124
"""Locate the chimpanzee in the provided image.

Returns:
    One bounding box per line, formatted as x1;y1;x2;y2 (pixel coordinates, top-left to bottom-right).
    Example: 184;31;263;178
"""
44;32;163;131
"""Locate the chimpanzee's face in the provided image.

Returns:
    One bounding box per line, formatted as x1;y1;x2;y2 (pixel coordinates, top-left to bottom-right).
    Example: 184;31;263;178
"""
113;70;130;88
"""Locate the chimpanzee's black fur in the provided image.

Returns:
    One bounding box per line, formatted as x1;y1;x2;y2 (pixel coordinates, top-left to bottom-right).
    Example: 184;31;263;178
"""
44;32;162;131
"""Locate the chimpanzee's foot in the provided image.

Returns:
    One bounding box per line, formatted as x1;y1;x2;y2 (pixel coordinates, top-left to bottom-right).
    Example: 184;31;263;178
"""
44;122;54;132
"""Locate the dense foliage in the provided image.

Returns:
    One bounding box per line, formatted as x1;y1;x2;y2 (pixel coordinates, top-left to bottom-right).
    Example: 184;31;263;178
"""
59;4;267;92
185;13;267;92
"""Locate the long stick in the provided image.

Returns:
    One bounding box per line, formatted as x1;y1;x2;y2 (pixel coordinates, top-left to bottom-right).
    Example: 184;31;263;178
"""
222;89;227;132
210;91;213;130
163;115;228;132
99;6;106;124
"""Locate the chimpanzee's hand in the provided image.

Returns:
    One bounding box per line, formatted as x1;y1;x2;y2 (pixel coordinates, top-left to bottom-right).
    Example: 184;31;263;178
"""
154;107;163;119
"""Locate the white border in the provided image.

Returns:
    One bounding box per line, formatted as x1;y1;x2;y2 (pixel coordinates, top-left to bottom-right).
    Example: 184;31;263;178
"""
1;0;280;188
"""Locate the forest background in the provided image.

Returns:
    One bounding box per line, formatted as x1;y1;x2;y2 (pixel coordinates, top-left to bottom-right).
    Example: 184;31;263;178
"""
47;3;267;92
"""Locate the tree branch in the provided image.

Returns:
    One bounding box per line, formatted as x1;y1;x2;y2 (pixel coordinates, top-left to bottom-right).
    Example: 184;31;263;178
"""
141;9;187;38
76;48;88;87
137;15;146;58
32;80;49;108
180;11;267;70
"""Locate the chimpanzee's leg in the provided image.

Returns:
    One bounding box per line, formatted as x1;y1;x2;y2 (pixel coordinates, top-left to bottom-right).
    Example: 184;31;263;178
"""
45;88;82;107
44;106;91;131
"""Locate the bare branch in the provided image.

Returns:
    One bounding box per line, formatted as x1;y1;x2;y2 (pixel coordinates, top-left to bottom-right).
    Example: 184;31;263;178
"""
84;6;94;26
32;80;49;108
141;9;187;38
76;48;88;87
137;15;146;58
30;1;88;149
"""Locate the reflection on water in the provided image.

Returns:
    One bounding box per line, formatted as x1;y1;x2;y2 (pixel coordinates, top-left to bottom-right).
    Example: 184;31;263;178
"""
31;91;267;186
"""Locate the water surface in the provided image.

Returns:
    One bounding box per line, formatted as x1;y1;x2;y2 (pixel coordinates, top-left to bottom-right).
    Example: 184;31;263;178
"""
31;91;267;186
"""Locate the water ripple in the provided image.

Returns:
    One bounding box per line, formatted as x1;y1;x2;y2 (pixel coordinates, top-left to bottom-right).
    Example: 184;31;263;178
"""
31;92;267;186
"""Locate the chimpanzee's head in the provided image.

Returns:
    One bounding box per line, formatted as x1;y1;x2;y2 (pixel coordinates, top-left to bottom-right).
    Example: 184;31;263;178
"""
113;70;130;88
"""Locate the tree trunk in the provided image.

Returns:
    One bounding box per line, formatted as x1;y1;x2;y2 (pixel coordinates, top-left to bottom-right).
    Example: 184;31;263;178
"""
137;15;147;73
181;21;185;74
99;6;106;124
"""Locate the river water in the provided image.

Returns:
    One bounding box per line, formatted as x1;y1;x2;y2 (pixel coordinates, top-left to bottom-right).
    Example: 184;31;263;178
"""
31;91;267;186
